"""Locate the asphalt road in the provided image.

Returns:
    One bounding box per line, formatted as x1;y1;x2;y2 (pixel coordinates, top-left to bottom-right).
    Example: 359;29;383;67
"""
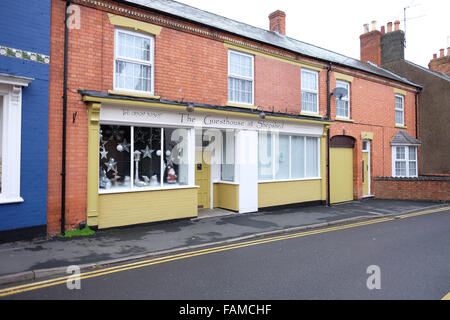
3;209;450;300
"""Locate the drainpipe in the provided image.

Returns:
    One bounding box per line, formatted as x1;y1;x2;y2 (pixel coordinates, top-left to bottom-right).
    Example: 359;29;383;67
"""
61;0;71;235
326;63;332;206
415;89;419;139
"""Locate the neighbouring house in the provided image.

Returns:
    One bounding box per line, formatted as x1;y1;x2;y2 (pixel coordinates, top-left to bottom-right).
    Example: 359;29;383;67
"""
0;0;51;241
359;20;450;202
47;0;421;235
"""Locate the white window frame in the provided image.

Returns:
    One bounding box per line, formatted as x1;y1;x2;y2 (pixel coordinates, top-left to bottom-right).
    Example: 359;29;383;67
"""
301;68;319;114
395;94;404;126
113;28;155;95
391;145;418;178
335;80;350;119
258;133;321;182
227;50;254;106
0;74;32;204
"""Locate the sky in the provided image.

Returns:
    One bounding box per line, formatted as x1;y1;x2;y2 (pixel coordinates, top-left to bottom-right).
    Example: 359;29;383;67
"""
176;0;449;68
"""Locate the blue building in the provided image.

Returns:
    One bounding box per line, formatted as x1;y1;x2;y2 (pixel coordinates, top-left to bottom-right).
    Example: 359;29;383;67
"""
0;0;50;241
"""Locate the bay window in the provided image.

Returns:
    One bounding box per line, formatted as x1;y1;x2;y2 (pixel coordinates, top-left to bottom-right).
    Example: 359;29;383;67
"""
258;132;320;181
228;50;254;105
99;124;192;192
392;146;417;177
114;28;154;94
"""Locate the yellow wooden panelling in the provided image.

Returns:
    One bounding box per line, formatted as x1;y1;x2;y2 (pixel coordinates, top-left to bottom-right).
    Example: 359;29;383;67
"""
258;180;322;208
330;147;354;204
87;103;101;227
226;102;257;110
224;42;323;71
213;183;239;211
320;135;327;201
361;132;374;140
98;188;198;229
334;72;354;83
195;151;211;209
108;90;160;100
108;13;162;35
393;88;407;96
362;152;369;196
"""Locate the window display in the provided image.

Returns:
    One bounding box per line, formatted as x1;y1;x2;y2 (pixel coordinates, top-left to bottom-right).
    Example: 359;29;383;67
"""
0;98;3;193
99;125;191;192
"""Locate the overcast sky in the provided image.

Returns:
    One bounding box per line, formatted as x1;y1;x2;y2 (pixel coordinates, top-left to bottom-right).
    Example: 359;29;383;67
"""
177;0;449;68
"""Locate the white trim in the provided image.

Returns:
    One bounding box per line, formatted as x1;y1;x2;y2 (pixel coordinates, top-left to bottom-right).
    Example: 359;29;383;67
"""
99;184;199;195
362;140;371;196
227;49;254;106
391;145;418;178
0;73;33;87
301;68;319;114
258;177;321;184
113;28;155;95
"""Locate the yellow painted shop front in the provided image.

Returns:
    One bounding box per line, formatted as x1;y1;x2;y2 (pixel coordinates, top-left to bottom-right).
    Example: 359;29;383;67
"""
84;94;329;229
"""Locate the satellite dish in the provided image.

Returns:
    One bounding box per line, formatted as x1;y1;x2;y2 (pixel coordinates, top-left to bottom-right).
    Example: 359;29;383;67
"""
332;87;348;100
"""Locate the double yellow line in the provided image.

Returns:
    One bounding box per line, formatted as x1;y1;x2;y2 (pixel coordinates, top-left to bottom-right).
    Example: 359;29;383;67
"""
1;206;448;297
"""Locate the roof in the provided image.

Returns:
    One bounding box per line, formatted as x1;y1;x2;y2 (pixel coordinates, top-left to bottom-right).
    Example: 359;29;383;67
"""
404;60;450;82
390;130;421;146
118;0;421;89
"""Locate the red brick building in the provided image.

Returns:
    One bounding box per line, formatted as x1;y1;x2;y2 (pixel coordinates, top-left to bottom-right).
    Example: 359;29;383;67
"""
47;0;421;235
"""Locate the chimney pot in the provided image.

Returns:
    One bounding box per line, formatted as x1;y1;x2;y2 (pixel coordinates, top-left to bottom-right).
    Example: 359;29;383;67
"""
371;20;377;31
269;10;286;35
433;53;437;59
440;48;445;57
394;20;400;31
381;26;385;34
387;22;393;33
363;23;369;33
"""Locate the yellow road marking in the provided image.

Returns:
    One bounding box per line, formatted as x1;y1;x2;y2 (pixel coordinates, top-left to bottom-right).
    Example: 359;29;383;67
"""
442;293;450;300
1;206;448;297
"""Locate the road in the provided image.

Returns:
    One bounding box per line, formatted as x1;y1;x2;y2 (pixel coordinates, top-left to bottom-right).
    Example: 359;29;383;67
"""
2;208;449;300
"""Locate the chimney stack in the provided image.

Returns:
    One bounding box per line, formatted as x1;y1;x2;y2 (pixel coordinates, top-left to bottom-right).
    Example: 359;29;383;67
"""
269;10;286;35
387;22;393;33
429;47;450;76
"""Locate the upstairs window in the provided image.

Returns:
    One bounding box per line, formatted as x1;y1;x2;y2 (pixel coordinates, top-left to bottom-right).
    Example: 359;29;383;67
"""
395;94;404;126
228;50;254;105
336;80;350;119
114;28;154;94
301;69;319;114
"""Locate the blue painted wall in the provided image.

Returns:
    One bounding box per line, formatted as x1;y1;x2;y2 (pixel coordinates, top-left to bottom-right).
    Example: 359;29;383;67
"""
0;0;50;233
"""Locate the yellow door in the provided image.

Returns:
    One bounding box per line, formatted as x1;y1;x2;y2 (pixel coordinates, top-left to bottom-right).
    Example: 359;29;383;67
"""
195;150;210;209
330;147;354;204
362;152;369;196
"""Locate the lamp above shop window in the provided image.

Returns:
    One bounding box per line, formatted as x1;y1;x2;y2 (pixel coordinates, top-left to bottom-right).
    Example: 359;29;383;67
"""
259;111;266;119
186;103;195;112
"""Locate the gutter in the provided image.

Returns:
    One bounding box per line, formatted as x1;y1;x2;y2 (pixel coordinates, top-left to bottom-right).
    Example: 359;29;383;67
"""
61;0;71;235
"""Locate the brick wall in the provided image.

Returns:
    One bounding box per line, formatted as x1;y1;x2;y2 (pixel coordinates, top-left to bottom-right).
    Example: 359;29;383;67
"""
373;177;450;201
47;0;419;234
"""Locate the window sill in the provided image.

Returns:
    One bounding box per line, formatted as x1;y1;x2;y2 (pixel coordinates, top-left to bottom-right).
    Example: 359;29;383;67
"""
226;102;257;110
300;112;322;118
0;197;24;205
395;124;408;129
258;177;321;184
335;117;354;123
99;185;198;195
213;180;239;185
108;90;160;100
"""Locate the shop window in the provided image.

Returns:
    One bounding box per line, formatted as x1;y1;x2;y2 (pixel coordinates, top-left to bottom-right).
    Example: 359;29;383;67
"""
392;146;417;177
258;133;320;181
221;130;235;182
228;50;254;105
301;69;319;114
114;28;154;94
99;125;191;192
336;80;350;119
0;97;3;194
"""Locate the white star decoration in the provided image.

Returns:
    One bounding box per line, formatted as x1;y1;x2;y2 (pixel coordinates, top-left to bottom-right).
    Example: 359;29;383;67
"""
99;146;108;159
141;145;154;159
105;158;117;172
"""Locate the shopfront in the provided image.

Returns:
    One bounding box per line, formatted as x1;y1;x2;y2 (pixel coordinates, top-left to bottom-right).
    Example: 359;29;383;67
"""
84;94;329;229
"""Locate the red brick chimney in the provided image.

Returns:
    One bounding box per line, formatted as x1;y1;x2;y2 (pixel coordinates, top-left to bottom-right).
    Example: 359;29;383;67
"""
360;21;382;66
429;47;450;76
269;10;286;35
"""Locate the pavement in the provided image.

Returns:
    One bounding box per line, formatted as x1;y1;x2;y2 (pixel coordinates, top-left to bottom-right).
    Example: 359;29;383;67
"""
0;198;447;286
